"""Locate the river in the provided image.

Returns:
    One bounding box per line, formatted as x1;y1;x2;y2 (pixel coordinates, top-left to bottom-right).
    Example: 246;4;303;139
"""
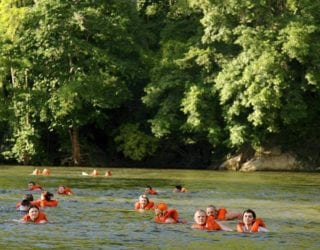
0;166;319;249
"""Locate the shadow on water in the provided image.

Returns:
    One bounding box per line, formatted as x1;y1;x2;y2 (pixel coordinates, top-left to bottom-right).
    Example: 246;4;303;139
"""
0;166;319;249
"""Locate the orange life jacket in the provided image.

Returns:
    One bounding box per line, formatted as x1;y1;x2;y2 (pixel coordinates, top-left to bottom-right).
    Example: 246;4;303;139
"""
146;189;158;195
135;201;155;210
29;184;43;191
192;215;221;230
57;187;73;195
237;218;266;233
155;209;179;223
32;199;58;208
22;212;48;223
216;208;227;220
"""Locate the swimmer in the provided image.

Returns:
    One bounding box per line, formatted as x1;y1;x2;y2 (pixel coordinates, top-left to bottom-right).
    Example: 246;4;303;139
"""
192;209;233;231
105;170;112;177
237;209;268;233
16;199;31;213
31;169;41;175
28;181;43;191
173;185;187;193
144;185;158;195
56;186;73;195
16;194;34;208
20;205;48;223
154;202;179;224
134;194;154;211
32;191;58;208
206;205;241;220
42;168;50;176
90;169;99;176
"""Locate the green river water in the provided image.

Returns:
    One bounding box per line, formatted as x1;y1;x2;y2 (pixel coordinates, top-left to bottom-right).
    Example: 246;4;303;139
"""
0;166;319;249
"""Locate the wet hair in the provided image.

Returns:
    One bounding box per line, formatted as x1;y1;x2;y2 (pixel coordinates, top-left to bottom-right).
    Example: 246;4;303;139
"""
25;194;34;201
175;185;182;190
139;194;150;203
243;209;256;219
194;209;206;216
43;191;54;201
207;205;217;210
146;185;152;189
28;181;36;185
21;199;31;207
28;204;40;212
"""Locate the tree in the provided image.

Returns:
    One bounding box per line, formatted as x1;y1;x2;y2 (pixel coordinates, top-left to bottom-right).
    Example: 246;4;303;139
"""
190;0;320;152
141;0;223;166
3;0;146;165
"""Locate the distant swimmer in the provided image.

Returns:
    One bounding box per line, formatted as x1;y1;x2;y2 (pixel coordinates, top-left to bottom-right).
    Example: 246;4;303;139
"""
134;195;154;211
154;202;179;224
237;209;268;233
105;170;112;177
173;185;187;193
20;205;48;224
28;181;43;191
144;185;158;195
42;168;50;176
206;205;242;220
90;169;99;176
31;169;41;175
192;209;232;231
32;191;58;208
56;186;73;195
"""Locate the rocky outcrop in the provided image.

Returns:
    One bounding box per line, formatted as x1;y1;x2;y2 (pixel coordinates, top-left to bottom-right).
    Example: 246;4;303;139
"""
219;147;302;171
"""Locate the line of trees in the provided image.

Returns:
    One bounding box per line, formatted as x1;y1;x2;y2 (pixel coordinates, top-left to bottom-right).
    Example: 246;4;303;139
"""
0;0;319;168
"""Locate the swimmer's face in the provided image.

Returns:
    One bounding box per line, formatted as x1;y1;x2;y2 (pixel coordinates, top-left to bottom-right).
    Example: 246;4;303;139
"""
206;207;217;217
58;186;65;193
28;207;39;221
243;212;254;225
194;211;207;225
139;197;148;206
28;183;34;189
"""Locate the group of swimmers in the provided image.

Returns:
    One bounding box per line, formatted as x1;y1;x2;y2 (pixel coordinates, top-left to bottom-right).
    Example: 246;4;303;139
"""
31;168;113;177
16;181;73;223
135;185;269;233
17;179;268;233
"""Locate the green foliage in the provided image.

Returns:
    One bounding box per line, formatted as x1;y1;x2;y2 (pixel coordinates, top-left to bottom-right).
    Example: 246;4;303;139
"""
193;0;320;149
114;123;158;161
1;0;320;166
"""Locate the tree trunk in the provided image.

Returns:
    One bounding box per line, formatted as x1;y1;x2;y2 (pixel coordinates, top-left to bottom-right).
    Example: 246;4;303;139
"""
69;127;81;166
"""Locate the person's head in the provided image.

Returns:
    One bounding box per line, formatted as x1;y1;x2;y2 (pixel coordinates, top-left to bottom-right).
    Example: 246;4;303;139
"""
242;209;256;225
155;202;168;216
175;185;182;190
58;186;65;193
19;199;31;212
206;205;218;217
28;181;36;189
25;194;34;201
138;194;149;206
28;205;40;221
194;209;207;226
146;185;152;190
41;191;54;201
